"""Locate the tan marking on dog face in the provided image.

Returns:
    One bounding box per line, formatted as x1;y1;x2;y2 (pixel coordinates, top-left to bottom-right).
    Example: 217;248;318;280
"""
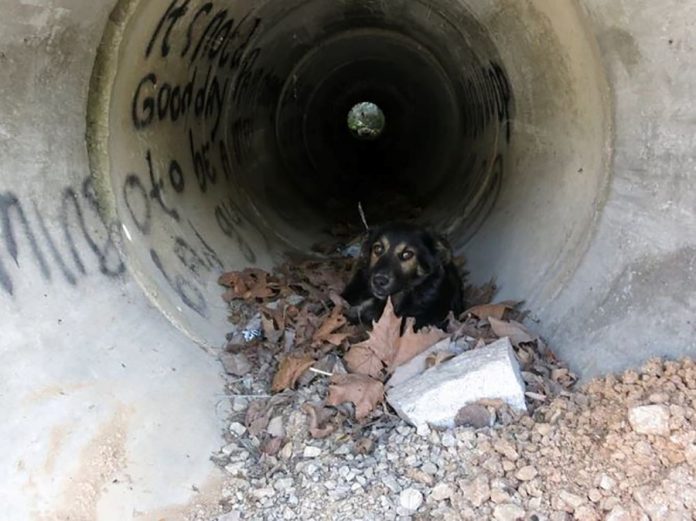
369;236;390;267
394;242;420;276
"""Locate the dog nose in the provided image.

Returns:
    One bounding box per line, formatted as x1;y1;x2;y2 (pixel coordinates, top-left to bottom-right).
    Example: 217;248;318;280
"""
372;274;391;289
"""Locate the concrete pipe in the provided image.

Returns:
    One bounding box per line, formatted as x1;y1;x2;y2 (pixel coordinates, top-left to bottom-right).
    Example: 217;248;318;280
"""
2;0;694;518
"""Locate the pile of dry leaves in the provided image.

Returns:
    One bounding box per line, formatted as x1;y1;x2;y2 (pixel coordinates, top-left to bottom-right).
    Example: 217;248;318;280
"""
218;247;576;440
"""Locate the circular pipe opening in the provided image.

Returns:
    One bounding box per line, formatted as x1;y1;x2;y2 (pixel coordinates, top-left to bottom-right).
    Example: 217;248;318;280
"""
88;0;611;347
347;102;386;141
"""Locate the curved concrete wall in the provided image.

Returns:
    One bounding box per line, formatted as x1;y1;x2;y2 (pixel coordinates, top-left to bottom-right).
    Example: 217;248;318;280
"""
1;0;694;518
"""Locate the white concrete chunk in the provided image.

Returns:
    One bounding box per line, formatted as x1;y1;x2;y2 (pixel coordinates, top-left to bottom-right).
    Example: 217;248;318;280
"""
386;338;526;430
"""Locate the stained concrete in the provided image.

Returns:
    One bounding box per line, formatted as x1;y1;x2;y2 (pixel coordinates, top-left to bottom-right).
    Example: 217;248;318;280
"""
2;0;696;519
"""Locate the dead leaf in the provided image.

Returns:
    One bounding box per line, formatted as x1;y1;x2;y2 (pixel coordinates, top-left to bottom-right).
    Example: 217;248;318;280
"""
344;344;385;379
271;355;315;392
353;437;375;455
245;399;271;436
312;305;350;347
326;374;384;420
488;317;536;347
260;436;284;456
218;269;279;301
425;351;455;370
261;307;285;344
465;302;516;321
301;403;337;439
392;318;449;368
354;298;402;365
350;299;448;373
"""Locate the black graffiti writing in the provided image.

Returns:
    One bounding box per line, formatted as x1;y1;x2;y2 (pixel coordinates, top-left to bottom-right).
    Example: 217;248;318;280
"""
230;118;253;167
189;129;217;192
146;0;191;59
123;173;152;234
146;149;180;221
0;178;126;296
0;193;51;294
214;198;256;263
150;248;207;317
132;66;228;142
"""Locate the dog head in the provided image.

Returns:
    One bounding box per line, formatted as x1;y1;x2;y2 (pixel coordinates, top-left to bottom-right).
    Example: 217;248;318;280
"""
361;222;453;300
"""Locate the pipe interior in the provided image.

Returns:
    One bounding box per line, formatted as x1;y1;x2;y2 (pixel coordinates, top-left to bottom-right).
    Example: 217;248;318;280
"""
90;0;611;347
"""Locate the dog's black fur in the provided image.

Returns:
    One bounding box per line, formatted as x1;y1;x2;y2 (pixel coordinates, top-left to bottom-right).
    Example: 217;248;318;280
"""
341;222;464;330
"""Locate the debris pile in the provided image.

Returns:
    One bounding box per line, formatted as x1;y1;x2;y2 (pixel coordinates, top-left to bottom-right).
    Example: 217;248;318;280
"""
202;357;696;521
193;245;696;521
217;246;576;440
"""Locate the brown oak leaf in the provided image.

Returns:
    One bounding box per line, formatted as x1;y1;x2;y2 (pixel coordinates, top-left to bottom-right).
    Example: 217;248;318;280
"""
488;317;535;347
326;374;384;420
391;318;449;368
349;299;448;373
271;355;315;392
352;298;402;366
344;344;385;379
218;269;278;301
301;402;337;439
465;302;517;321
312;305;349;347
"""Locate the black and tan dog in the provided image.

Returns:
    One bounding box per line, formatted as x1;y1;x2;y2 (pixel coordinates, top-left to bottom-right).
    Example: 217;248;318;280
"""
342;222;464;330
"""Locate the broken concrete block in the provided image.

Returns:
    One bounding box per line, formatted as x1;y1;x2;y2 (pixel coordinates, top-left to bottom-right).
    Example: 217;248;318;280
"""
386;338;526;430
628;404;670;436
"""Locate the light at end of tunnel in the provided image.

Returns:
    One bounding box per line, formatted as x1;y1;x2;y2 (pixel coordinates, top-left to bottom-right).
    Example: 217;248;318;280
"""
347;101;386;140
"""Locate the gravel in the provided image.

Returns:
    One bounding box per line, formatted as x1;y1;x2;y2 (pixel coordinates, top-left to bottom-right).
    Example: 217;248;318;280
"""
184;357;696;521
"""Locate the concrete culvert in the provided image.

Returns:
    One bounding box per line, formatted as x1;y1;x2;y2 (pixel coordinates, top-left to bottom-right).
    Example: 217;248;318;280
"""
2;0;695;517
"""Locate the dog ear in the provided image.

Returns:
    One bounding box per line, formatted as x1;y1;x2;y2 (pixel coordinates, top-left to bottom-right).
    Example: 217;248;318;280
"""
433;233;453;264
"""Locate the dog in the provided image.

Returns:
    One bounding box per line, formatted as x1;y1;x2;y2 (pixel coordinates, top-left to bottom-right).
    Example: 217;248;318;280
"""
341;222;464;330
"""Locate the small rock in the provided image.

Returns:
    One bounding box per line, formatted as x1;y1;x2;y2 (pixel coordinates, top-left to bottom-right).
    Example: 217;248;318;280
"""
303;446;322;458
431;483;454;501
383;475;401;493
598;474;616;491
494;439;519;461
229;422;247;436
648;392;670;404
267;416;285;438
628;405;670;436
217;511;241;521
502;460;516;472
274;478;294;491
399;488;424;512
493;503;526;521
559;490;585;511
455;403;494;429
605;506;632;521
574;505;599;521
441;432;457;447
515;465;538;481
459;476;491;507
421;462;438;475
534;423;552;436
220;353;252;376
685;444;696;467
588;489;602;503
279;442;293;460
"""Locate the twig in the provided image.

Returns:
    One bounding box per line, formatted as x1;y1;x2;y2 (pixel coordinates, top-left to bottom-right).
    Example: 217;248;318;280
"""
309;367;334;377
358;201;369;231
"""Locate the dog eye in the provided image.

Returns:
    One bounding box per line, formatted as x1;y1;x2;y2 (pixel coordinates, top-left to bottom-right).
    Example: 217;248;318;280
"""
372;243;384;256
400;250;415;261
